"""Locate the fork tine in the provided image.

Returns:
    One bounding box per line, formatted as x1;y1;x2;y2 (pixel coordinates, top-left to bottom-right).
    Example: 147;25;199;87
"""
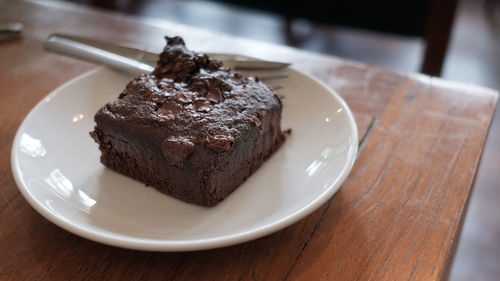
222;59;290;70
239;70;288;80
268;84;285;91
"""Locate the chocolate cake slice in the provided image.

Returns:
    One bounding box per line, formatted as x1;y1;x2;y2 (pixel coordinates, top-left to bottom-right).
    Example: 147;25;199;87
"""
90;36;288;206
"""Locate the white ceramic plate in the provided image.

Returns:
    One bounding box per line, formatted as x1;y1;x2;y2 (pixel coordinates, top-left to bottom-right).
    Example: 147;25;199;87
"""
11;66;358;251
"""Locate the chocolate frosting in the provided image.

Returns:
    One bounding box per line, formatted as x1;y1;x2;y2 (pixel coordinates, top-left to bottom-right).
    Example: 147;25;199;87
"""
98;36;282;167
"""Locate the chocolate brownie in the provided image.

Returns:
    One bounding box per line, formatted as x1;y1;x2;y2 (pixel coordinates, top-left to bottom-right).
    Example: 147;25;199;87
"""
90;36;288;206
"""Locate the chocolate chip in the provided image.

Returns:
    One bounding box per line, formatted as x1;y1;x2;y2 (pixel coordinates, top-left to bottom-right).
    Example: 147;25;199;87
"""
194;54;208;66
193;98;212;112
158;63;173;74
144;87;165;103
207;88;223;103
176;92;194;103
157;100;182;120
172;60;195;74
157;78;175;89
207;60;222;71
190;80;208;95
161;137;195;167
165;36;186;47
203;134;234;152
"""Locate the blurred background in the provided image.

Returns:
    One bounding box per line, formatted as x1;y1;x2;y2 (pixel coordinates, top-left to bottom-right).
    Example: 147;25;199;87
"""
64;0;500;280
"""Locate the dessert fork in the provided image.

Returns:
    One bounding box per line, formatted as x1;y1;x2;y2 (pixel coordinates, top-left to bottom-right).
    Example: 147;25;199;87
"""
44;34;290;83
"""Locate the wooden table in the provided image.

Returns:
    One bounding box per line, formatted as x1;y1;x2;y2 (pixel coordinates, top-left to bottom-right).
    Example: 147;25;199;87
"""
0;1;497;280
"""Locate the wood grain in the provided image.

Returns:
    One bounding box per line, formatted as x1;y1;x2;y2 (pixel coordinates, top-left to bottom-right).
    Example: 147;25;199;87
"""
285;77;498;280
0;1;497;280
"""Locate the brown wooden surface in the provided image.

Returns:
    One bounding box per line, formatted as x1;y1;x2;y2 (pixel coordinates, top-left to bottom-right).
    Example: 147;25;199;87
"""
0;1;497;280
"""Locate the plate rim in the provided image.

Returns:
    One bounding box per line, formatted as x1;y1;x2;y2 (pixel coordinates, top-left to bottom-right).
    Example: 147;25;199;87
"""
11;66;358;251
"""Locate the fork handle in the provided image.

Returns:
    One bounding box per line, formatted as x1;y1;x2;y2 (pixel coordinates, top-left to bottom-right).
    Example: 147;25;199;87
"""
45;35;154;75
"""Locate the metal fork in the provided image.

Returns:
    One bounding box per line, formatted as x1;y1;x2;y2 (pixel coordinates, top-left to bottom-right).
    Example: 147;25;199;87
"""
44;34;290;85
